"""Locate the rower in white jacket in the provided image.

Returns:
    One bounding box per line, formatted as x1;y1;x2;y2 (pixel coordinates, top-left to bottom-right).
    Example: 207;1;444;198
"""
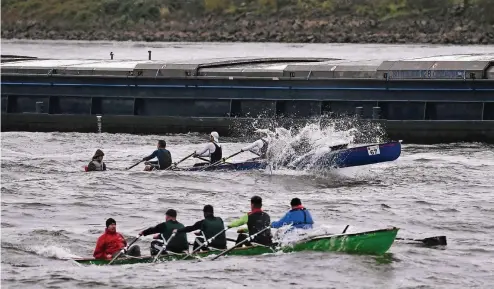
242;136;270;159
194;131;223;163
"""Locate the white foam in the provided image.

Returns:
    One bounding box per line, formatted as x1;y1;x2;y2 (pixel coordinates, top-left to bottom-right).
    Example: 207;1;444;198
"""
31;244;82;260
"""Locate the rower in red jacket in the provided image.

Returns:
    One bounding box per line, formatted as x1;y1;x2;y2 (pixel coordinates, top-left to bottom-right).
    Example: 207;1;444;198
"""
93;218;141;260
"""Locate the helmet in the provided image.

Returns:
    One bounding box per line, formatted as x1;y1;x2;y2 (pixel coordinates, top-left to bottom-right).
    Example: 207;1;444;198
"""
210;131;219;143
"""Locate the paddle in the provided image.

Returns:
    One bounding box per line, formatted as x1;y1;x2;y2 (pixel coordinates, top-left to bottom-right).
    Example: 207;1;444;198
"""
212;226;271;261
195;156;211;163
226;237;273;248
181;228;229;260
108;235;141;265
165;152;195;170
396;236;447;246
126;160;143;170
200;150;243;171
153;232;177;263
342;225;349;233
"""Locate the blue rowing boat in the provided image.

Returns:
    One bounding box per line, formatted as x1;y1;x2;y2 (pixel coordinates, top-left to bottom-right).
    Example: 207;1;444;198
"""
183;141;401;172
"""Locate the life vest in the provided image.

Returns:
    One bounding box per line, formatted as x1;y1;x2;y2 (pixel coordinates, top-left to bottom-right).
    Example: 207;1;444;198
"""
90;160;105;171
289;207;312;227
159;220;188;252
247;210;273;245
210;142;222;163
260;138;269;158
201;217;227;249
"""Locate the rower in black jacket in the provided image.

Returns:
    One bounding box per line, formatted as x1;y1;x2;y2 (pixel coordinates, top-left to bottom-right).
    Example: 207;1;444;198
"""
173;205;227;251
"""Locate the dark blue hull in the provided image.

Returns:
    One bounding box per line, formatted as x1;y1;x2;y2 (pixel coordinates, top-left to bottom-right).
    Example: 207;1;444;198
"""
183;141;401;171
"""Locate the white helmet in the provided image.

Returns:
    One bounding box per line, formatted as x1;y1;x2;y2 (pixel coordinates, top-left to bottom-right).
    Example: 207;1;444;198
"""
210;131;219;143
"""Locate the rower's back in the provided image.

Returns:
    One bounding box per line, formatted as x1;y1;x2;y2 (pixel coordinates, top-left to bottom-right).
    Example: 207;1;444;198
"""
201;216;226;249
247;211;273;245
162;220;188;253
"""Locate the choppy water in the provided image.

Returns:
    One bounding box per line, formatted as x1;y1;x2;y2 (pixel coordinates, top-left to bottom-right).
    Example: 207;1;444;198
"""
2;124;494;288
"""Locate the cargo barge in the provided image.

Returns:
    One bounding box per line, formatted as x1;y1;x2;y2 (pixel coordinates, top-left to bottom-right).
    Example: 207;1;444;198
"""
1;55;493;143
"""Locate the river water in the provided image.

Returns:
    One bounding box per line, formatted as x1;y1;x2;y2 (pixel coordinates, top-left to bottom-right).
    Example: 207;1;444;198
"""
2;40;494;288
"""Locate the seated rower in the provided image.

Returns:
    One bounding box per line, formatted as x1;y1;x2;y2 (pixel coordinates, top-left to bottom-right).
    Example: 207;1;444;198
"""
86;149;106;171
93;218;140;260
193;131;222;166
139;209;188;255
271;198;314;230
142;140;172;171
241;132;270;159
173;205;227;251
228;196;273;246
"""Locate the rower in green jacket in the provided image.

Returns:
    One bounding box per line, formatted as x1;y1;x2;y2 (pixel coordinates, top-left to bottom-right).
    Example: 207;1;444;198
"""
228;195;273;246
139;209;188;254
173;205;227;251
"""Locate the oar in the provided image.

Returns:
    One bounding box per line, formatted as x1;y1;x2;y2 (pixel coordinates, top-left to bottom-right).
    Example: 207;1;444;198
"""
153;232;177;263
342;225;349;233
126;160;143;170
195;156;211;163
226;237;272;248
108;235;141;265
212;226;271;261
165;152;195;170
181;228;229;260
396;236;447;246
200;150;243;171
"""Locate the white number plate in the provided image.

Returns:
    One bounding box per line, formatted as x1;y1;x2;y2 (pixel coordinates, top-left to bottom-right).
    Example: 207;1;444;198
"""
367;145;381;156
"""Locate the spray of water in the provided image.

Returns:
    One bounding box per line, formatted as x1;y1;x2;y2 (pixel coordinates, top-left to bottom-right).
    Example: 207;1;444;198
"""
241;116;387;173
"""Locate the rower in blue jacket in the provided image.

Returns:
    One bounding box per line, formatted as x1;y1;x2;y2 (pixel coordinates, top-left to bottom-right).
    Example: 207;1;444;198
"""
271;198;314;229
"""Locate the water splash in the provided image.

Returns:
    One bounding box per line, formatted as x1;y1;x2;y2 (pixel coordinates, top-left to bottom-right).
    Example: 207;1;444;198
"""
31;244;82;260
244;116;386;172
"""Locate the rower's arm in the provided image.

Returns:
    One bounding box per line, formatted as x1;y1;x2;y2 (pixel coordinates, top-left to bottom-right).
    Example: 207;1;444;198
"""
177;220;203;233
227;214;248;228
143;150;158;161
141;222;166;236
241;139;262;152
271;212;291;229
195;143;214;157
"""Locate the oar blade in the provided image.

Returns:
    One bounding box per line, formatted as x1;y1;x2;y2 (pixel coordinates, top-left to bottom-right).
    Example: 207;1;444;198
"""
422;236;447;246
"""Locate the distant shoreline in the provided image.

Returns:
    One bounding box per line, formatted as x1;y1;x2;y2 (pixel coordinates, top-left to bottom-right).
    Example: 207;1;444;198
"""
2;0;493;45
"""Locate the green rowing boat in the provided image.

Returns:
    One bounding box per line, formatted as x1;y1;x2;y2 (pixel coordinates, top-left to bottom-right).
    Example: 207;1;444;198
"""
74;227;398;266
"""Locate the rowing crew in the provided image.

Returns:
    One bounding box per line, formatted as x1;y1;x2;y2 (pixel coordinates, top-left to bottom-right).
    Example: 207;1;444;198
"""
85;131;271;172
92;196;314;260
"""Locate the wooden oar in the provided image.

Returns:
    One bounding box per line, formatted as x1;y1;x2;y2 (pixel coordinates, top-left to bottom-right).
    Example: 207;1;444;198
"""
181;228;229;260
212;226;271;261
126;160;143;170
153;232;177;263
200;151;243;171
108;235;141;265
396;236;447;246
165;152;195;170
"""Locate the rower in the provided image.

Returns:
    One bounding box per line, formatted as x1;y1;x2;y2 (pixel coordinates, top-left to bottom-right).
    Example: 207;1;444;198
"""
241;132;270;159
139;209;188;255
193;131;222;165
227;196;273;246
271;198;314;230
173;205;227;251
142;140;172;171
86;149;107;172
93;218;141;260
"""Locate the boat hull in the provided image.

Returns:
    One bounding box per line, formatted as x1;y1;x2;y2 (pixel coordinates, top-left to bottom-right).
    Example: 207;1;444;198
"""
73;227;398;266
